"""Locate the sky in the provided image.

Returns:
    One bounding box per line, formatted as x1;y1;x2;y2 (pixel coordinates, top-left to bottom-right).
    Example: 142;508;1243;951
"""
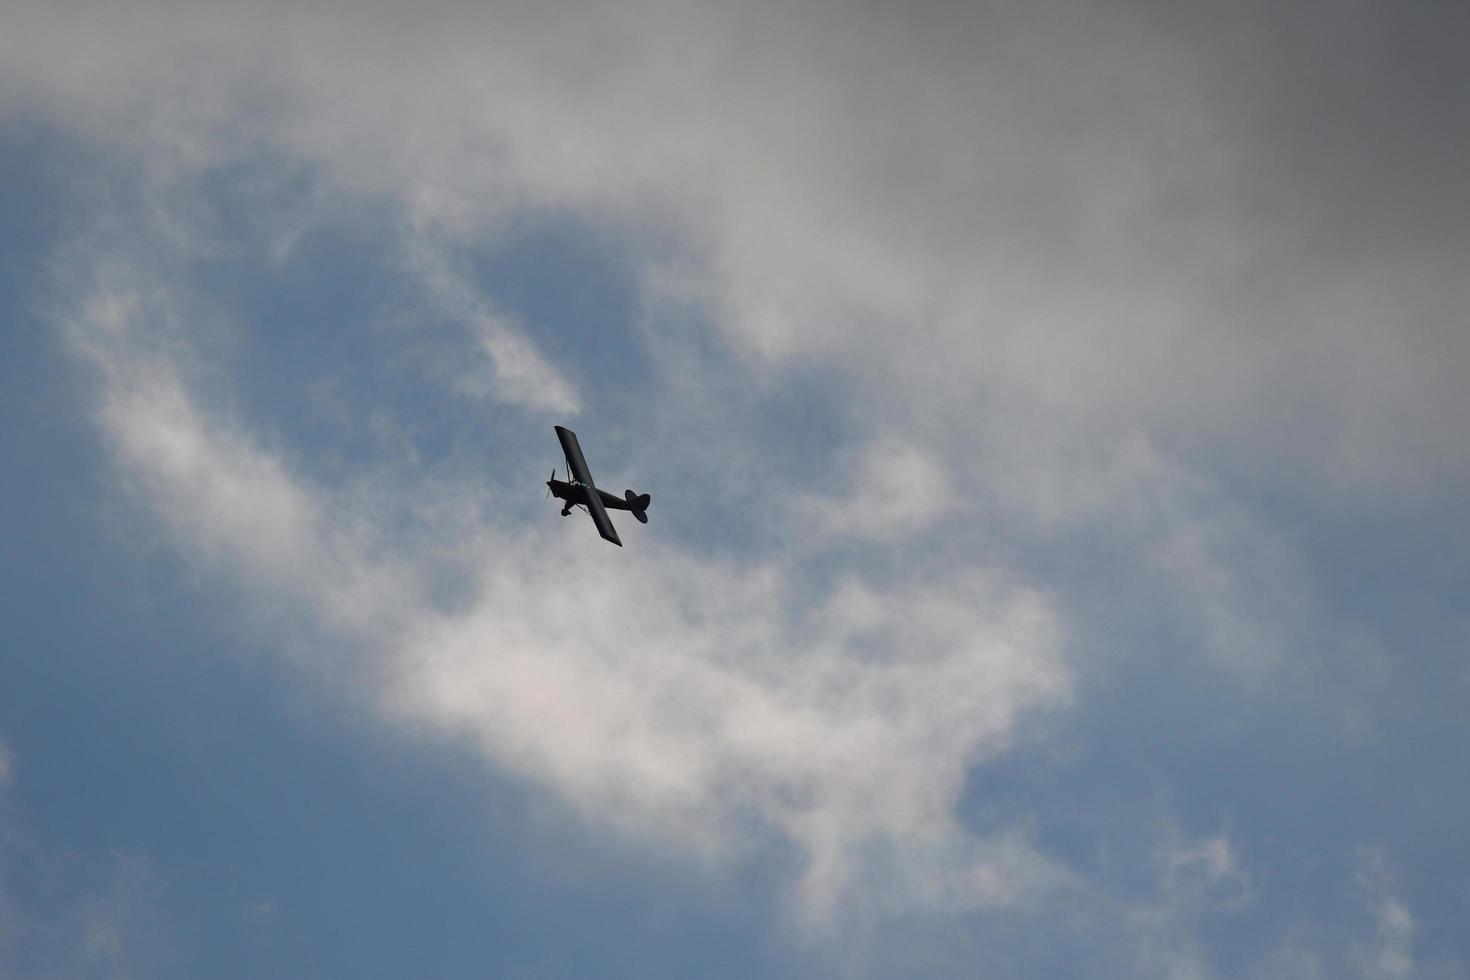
1;1;1467;976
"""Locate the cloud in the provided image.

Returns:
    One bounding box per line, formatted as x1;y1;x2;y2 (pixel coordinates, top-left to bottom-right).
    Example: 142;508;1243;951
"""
56;252;1069;926
8;0;1469;965
7;0;1467;519
796;436;955;543
66;283;416;645
1157;825;1255;916
403;236;581;417
0;753;165;979
78;854;165;978
1353;848;1416;980
394;556;1066;919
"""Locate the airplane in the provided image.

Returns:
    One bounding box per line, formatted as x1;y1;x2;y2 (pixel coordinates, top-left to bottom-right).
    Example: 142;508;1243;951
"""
546;425;650;546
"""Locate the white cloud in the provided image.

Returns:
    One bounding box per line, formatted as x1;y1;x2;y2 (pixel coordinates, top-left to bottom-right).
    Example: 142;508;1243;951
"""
59;263;1069;926
1082;823;1259;978
1113;840;1424;980
78;854;164;975
403;237;581;416
1353;848;1416;980
1158;826;1255;914
797;436;954;543
394;553;1066;921
1164;834;1235;885
10;0;1466;958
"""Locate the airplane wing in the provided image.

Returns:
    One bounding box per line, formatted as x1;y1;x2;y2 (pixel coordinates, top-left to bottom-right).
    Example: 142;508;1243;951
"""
583;488;623;546
555;425;622;546
555;426;594;486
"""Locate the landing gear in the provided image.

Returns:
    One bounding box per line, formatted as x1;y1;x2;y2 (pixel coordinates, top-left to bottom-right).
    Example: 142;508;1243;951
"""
561;506;572;517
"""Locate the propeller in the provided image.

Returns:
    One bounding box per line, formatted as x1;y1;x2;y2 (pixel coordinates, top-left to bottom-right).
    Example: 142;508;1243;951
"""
545;468;555;498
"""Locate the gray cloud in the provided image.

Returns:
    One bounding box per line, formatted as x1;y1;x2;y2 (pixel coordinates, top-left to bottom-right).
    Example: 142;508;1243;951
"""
5;0;1467;968
2;0;1458;502
7;0;1466;508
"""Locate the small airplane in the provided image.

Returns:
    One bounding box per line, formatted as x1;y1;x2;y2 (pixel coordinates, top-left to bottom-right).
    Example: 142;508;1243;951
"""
546;425;650;546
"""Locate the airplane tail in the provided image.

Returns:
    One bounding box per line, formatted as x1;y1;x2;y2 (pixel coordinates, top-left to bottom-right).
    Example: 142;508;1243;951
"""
625;489;651;524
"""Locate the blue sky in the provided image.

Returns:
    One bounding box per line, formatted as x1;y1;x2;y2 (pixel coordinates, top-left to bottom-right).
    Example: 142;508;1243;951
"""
2;3;1468;977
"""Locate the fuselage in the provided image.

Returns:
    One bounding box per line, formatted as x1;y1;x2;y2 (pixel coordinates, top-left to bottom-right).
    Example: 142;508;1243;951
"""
546;478;640;511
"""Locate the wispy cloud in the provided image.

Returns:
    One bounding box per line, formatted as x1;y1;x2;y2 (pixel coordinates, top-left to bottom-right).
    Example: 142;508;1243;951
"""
0;749;166;979
403;236;581;416
1353;848;1416;980
8;0;1468;968
796;436;954;543
58;252;1069;926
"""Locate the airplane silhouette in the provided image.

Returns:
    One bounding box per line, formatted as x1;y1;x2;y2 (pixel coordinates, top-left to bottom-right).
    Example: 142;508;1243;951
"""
545;425;649;546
